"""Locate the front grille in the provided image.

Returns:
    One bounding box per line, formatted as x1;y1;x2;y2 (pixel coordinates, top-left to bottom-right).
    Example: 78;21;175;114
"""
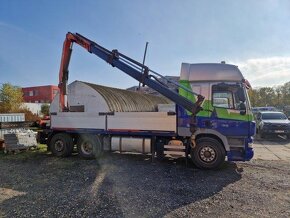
268;124;288;130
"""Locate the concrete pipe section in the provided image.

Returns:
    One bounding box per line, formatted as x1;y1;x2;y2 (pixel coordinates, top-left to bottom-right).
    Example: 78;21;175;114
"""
65;81;172;113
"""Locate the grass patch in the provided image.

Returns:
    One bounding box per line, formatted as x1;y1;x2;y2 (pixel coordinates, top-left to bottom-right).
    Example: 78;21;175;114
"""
0;144;49;161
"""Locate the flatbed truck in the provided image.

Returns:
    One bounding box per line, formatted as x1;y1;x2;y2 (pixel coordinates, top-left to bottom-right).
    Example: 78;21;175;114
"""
45;32;255;169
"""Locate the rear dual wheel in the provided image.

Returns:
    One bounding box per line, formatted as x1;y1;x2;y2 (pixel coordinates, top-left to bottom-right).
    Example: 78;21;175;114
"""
50;133;103;159
50;133;74;157
77;134;103;159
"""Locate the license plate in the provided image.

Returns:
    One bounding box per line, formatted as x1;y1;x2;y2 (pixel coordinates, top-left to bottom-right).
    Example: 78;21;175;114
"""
275;130;285;133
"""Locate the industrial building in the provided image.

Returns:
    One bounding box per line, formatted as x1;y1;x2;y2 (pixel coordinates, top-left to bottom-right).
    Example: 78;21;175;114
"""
22;85;59;103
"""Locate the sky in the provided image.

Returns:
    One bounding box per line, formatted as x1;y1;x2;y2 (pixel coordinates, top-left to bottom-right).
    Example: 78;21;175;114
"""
1;0;290;89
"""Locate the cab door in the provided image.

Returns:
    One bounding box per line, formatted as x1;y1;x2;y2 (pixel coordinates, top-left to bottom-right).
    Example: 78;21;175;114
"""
209;82;250;137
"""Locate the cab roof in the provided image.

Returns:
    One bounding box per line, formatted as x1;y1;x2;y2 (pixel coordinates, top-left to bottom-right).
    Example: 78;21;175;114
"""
180;63;244;82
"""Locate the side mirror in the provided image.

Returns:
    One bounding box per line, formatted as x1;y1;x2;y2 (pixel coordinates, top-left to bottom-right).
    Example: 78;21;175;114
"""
240;102;246;115
237;87;246;102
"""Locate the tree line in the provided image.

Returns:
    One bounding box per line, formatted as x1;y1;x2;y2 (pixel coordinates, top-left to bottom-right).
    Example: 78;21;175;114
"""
248;81;290;108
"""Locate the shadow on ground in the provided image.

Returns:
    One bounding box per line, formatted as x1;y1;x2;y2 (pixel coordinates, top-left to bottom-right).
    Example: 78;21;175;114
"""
0;151;242;217
254;134;290;145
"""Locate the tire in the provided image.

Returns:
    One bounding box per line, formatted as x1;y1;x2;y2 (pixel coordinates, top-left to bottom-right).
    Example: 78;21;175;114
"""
155;140;165;160
191;137;226;170
77;134;102;159
260;130;265;139
50;133;74;157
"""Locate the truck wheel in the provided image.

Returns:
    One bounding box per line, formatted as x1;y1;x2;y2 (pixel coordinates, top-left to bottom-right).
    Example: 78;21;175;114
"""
191;137;225;170
155;139;165;160
50;133;73;157
77;134;102;159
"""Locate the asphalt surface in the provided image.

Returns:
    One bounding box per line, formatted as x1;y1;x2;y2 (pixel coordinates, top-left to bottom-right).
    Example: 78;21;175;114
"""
253;137;290;161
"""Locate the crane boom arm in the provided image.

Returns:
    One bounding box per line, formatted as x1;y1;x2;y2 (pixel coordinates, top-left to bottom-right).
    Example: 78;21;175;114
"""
58;32;204;117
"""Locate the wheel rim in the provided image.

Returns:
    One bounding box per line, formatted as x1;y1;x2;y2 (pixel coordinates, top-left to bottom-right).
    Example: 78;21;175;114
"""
81;141;93;155
55;140;64;152
199;146;216;163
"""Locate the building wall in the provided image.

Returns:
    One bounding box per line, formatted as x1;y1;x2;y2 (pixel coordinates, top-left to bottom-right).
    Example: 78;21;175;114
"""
22;85;59;103
22;103;47;115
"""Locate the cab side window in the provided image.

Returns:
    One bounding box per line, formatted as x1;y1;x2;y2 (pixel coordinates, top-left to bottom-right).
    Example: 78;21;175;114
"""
212;84;243;110
212;91;234;109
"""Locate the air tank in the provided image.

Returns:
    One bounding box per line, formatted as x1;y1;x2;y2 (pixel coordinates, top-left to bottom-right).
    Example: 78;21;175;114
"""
110;137;151;154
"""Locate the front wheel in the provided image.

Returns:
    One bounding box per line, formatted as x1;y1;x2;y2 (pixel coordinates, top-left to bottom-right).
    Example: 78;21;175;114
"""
191;137;226;170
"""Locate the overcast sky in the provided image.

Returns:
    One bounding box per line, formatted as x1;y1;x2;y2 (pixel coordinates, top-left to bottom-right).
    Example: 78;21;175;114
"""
1;0;290;89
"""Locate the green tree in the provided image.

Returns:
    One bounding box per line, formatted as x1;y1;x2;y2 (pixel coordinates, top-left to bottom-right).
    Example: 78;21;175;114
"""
248;89;259;107
280;82;290;106
249;81;290;108
41;104;50;116
258;87;276;106
274;85;283;108
0;83;24;113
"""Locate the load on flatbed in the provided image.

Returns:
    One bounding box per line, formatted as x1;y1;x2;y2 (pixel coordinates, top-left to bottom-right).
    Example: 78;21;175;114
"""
50;81;175;132
43;32;255;169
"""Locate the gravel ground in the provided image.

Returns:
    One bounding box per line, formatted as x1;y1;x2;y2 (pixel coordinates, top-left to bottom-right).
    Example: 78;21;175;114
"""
0;149;290;218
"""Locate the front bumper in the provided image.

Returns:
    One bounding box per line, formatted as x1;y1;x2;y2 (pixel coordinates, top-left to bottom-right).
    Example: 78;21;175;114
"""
227;137;254;161
261;129;290;134
227;147;254;161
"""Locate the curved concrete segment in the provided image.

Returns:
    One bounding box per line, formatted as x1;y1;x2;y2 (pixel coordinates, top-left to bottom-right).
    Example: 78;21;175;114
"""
67;81;171;113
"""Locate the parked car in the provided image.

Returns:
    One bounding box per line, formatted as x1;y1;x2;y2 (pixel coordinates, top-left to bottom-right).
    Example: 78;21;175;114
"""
252;106;278;119
283;105;290;119
256;111;290;138
254;106;278;111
